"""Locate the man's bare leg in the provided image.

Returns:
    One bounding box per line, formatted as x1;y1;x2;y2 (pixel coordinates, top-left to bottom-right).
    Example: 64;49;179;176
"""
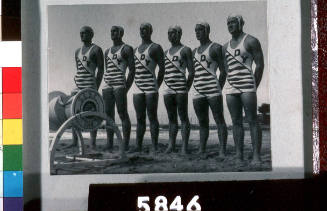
226;94;244;162
133;94;146;152
208;95;228;158
193;97;209;154
164;94;178;153
102;88;115;151
146;93;159;155
176;93;190;154
241;92;262;164
65;128;78;148
68;91;80;148
114;87;131;151
90;130;97;149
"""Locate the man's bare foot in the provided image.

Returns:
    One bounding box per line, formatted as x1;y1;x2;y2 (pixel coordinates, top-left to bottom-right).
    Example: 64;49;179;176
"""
104;144;113;152
196;149;207;159
235;157;244;167
219;149;226;158
136;146;142;153
164;145;175;154
196;149;206;155
250;156;261;166
149;149;157;157
181;148;188;155
124;145;130;152
119;151;127;159
200;153;208;159
149;145;158;156
129;147;142;154
91;144;97;150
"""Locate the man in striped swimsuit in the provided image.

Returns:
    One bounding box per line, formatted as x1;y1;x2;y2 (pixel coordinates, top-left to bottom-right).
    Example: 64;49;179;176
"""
71;26;104;149
163;26;194;154
192;22;228;157
103;25;135;151
133;23;165;154
223;15;264;164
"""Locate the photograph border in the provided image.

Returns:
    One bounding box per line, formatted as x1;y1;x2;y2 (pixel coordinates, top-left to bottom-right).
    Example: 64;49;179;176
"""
47;0;271;175
21;0;309;210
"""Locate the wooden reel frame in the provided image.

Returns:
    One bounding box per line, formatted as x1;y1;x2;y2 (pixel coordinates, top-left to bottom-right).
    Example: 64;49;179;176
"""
49;89;126;174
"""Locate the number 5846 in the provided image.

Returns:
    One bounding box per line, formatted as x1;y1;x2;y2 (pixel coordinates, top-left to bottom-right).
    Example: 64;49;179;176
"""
137;195;201;211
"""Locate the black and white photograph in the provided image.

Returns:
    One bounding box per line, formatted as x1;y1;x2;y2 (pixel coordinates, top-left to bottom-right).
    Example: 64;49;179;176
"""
47;1;271;175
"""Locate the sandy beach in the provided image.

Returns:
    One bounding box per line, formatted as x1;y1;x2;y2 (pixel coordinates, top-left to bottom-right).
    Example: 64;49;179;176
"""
49;126;272;175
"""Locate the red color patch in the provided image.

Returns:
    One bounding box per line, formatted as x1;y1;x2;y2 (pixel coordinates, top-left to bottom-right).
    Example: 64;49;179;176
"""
3;93;22;119
2;67;22;93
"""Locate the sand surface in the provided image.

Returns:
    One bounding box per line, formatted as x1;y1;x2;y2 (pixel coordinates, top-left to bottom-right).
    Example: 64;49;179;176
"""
49;127;271;175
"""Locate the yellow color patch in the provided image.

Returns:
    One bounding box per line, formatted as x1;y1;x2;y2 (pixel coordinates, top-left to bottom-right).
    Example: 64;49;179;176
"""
0;121;2;145
3;119;22;145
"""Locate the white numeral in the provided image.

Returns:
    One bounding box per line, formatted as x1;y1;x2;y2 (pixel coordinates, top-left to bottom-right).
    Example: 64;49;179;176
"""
154;196;168;211
169;196;183;211
186;195;201;211
138;196;150;211
138;195;201;211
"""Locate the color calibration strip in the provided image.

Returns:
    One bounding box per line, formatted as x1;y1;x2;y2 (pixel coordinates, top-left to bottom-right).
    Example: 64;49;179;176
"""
0;42;22;211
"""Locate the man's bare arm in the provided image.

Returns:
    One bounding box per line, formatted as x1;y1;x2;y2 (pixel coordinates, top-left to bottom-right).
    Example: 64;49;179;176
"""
122;45;135;92
72;49;80;92
182;47;195;91
221;44;230;89
95;47;104;90
152;44;165;87
74;49;79;73
211;43;227;89
218;44;227;89
192;48;196;57
247;36;264;87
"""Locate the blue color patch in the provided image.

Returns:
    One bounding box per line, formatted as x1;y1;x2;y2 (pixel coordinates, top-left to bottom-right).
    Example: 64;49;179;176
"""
4;197;23;211
3;171;23;197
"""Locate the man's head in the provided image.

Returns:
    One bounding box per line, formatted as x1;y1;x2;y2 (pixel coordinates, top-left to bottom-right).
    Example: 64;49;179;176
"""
80;26;94;43
168;25;182;44
227;14;244;34
111;25;124;41
195;22;210;41
140;22;153;40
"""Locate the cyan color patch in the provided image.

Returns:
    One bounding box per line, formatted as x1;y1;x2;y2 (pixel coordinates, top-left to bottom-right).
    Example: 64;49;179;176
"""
3;171;23;197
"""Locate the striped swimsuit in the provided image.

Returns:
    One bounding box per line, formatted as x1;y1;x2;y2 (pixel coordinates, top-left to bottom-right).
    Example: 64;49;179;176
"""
103;44;127;89
134;43;158;94
225;34;256;94
74;45;97;90
162;46;187;95
193;43;221;99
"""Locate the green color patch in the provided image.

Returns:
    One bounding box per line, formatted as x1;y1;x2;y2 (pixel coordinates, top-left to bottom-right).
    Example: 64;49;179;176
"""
3;145;22;171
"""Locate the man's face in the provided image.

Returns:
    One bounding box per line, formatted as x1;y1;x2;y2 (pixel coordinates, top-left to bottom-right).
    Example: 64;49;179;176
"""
140;25;151;39
227;17;240;34
80;27;93;42
195;24;206;41
168;28;180;44
111;27;121;41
